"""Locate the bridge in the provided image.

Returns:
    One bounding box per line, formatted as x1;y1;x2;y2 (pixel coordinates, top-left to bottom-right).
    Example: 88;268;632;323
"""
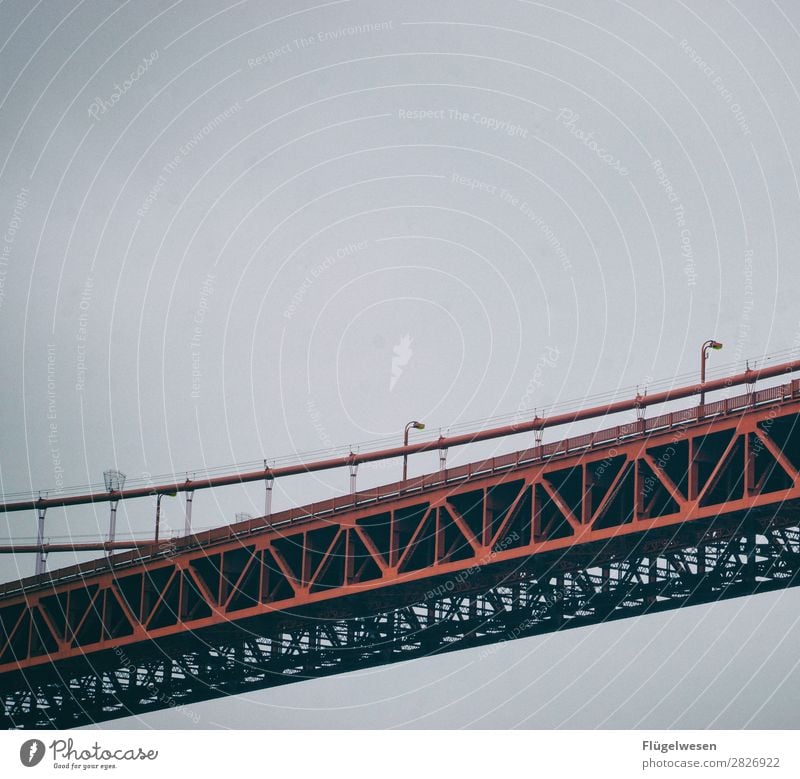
2;358;800;728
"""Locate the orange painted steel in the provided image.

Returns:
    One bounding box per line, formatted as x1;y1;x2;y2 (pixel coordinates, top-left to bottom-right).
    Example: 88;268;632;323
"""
2;377;800;677
0;542;154;554
1;359;798;515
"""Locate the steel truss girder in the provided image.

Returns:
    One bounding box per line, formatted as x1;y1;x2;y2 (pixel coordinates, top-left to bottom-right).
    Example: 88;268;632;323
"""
2;400;800;727
3;402;800;675
2;507;799;729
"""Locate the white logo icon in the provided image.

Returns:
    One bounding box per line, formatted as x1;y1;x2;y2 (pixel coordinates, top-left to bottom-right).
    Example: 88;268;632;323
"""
390;334;413;391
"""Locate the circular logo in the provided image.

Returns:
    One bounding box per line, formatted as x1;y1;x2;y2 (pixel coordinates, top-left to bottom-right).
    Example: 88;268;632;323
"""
19;739;45;767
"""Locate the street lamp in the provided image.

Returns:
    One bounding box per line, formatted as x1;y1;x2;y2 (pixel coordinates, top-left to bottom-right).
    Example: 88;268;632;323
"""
154;490;177;543
700;339;723;407
403;420;426;481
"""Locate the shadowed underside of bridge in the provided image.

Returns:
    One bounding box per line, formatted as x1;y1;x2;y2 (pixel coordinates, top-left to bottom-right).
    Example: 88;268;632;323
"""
3;387;800;728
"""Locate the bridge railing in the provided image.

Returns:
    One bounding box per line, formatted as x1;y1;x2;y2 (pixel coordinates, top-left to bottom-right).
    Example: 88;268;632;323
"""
3;377;799;598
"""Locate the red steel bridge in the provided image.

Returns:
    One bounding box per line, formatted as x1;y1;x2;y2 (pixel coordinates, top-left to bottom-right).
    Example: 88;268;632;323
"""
2;359;800;728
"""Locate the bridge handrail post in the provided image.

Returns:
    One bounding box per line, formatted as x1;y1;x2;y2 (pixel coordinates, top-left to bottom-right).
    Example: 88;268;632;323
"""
263;465;274;520
35;503;47;577
184;484;194;537
348;454;358;498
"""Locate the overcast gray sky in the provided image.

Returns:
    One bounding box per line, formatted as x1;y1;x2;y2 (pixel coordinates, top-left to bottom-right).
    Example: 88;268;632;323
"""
2;0;800;728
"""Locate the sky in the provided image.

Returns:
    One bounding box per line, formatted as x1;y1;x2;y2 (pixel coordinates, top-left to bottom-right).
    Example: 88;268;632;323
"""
2;0;800;728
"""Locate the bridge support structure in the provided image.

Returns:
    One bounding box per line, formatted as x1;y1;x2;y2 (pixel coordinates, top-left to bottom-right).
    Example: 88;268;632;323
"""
4;384;800;728
1;508;798;729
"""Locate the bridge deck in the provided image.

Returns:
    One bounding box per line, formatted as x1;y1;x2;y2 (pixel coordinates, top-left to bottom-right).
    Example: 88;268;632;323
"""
3;379;800;727
2;377;797;599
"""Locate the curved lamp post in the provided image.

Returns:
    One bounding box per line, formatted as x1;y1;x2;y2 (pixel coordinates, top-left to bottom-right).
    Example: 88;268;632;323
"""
700;339;723;407
154;490;177;543
403;420;426;481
